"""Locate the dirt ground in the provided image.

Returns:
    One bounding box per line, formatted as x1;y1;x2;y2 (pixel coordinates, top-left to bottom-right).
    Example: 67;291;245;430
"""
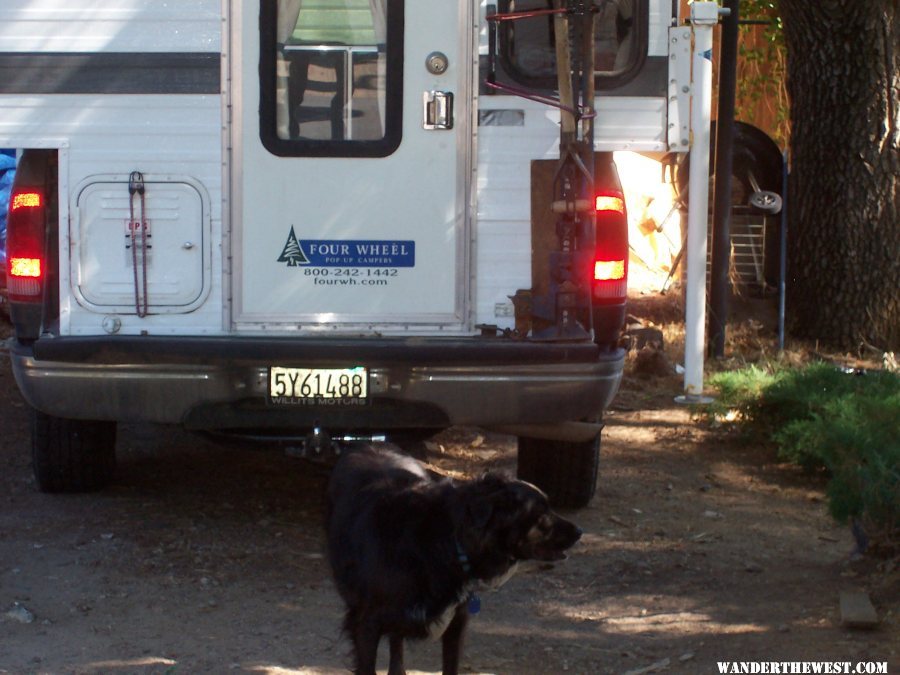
1;310;898;674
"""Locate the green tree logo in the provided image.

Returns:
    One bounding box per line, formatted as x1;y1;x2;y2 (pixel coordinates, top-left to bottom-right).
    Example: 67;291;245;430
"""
277;226;310;266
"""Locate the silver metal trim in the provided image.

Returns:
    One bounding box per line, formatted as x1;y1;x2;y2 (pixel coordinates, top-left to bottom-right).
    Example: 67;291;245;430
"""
667;26;692;151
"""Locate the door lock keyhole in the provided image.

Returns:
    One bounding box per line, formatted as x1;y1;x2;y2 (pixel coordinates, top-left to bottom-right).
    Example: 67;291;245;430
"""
425;52;449;75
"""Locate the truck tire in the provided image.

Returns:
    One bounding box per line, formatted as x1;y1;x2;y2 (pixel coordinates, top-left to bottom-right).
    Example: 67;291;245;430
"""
516;434;600;509
31;408;117;493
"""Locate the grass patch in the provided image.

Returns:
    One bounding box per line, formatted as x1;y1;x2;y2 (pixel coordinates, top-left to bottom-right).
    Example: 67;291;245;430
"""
708;363;900;547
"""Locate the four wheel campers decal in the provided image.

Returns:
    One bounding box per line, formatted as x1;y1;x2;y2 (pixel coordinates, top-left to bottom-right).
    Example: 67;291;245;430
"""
278;226;415;268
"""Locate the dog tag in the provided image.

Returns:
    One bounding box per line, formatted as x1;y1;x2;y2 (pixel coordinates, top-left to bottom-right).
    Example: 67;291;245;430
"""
467;593;481;615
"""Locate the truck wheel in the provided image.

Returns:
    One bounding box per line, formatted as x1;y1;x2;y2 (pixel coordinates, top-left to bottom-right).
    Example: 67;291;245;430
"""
517;434;600;509
31;408;117;493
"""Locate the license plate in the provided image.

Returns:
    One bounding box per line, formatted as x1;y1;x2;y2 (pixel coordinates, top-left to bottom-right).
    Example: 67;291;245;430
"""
268;367;368;405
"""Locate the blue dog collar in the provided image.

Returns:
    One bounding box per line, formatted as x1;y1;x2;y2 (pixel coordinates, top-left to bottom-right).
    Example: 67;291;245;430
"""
455;539;472;574
454;540;480;614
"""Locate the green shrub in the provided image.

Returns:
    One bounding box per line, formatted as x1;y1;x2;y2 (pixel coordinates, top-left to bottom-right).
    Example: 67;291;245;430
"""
708;363;900;542
777;393;900;530
706;365;783;435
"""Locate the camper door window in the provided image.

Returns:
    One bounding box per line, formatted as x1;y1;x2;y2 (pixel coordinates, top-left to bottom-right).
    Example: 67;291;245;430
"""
261;0;402;158
498;0;647;89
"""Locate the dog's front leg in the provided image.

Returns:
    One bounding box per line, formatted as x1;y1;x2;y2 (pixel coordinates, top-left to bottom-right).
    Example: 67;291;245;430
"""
388;634;406;675
440;606;469;675
351;618;381;675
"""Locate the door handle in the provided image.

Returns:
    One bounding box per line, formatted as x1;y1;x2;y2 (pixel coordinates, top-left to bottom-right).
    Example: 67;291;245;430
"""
423;91;454;130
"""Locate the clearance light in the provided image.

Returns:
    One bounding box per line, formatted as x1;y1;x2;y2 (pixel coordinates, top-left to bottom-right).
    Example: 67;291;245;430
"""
12;191;43;210
10;257;42;278
594;259;626;281
595;195;625;214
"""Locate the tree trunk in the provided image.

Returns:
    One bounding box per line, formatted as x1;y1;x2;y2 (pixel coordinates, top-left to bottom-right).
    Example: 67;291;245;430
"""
780;0;899;351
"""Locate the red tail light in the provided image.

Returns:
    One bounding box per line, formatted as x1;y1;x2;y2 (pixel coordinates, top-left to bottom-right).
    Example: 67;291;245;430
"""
595;194;626;215
6;186;46;301
592;189;628;304
12;191;43;210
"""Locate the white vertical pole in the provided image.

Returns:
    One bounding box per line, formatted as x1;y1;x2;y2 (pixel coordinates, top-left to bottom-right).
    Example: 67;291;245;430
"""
681;2;724;401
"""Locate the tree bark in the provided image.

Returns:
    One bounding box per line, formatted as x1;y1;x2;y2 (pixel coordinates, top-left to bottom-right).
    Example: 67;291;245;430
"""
780;0;899;351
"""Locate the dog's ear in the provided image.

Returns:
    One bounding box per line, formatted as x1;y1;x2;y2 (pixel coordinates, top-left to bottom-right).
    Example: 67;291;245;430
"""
456;473;516;530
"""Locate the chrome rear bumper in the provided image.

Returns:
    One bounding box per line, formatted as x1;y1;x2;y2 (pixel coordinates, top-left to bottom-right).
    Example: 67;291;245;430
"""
10;336;624;437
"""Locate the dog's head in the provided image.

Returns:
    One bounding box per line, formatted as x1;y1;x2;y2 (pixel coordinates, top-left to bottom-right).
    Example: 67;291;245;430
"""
456;474;582;577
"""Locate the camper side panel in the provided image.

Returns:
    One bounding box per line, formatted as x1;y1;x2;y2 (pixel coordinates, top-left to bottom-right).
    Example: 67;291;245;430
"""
0;0;225;337
0;1;220;52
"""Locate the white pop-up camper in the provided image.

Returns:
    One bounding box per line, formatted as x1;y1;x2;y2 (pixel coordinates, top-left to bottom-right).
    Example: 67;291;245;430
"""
1;0;690;507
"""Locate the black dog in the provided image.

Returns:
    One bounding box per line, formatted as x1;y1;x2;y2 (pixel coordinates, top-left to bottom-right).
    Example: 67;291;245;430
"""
325;446;582;675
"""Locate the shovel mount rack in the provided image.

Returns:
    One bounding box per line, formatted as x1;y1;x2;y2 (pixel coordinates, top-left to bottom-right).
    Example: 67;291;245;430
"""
487;1;600;340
